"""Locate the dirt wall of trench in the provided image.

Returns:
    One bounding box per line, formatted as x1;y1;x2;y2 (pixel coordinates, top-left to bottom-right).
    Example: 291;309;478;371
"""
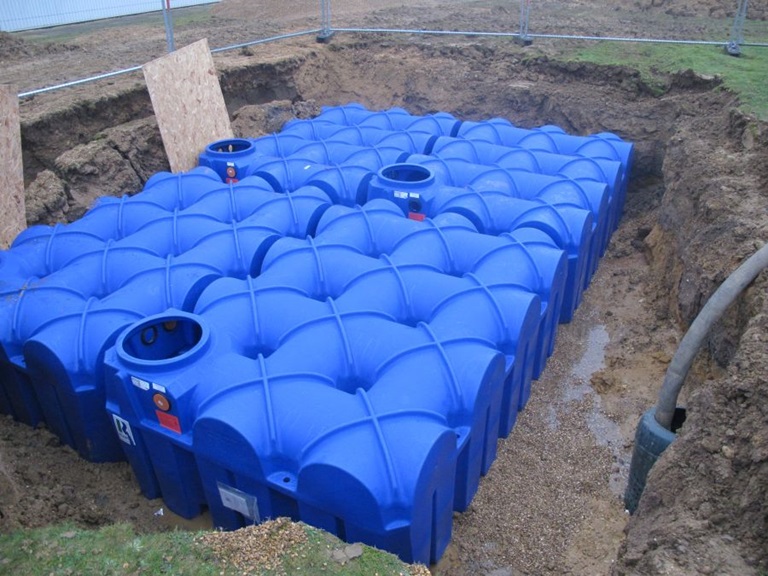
616;103;768;575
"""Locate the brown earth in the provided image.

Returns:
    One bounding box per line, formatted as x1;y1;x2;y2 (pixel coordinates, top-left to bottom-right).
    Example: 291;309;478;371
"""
1;1;767;575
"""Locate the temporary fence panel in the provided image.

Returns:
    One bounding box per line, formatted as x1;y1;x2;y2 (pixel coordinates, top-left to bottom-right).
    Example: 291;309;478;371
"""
10;1;766;99
0;0;220;32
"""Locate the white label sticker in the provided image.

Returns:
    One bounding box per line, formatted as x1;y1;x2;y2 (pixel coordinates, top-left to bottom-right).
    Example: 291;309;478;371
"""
218;482;260;521
408;192;420;199
152;383;167;393
393;191;408;199
226;161;235;167
112;415;135;446
130;376;150;391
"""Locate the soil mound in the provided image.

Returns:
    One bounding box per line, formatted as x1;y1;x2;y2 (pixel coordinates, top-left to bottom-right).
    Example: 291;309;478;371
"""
0;31;79;62
636;0;768;20
0;31;33;58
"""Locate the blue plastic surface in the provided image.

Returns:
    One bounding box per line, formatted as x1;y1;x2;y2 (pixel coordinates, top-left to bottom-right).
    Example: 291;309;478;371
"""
366;163;592;322
0;103;634;564
0;175;331;458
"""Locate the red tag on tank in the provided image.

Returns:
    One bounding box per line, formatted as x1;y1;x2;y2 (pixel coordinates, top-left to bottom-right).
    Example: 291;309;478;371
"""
408;212;426;222
156;410;181;434
225;177;239;184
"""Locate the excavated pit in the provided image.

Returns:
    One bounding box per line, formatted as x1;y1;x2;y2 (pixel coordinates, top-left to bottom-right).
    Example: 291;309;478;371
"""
2;31;767;576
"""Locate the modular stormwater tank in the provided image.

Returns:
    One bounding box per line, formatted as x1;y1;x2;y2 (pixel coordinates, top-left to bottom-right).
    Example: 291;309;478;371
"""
0;103;633;564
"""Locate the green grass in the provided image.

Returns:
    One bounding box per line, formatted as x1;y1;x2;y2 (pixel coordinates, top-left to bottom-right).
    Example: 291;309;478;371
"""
0;523;219;576
571;41;768;119
168;7;215;29
0;523;426;576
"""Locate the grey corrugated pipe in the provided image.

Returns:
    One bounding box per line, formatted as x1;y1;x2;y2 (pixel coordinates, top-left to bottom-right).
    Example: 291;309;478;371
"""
655;241;768;430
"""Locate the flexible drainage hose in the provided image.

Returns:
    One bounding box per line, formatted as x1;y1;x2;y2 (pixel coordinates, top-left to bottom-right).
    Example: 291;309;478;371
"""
655;241;768;430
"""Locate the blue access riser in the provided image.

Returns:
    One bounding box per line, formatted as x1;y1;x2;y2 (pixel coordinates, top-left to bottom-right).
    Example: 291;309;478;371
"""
104;311;220;515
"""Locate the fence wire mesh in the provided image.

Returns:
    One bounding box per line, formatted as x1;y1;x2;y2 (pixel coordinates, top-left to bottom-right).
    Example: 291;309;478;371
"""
2;0;766;98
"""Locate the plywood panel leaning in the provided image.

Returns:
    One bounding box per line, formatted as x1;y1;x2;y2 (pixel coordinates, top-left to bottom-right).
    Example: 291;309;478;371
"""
0;85;27;248
143;38;233;173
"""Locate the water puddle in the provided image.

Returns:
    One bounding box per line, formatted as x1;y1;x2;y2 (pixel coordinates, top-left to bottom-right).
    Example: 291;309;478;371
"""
545;405;560;430
563;325;628;497
565;324;609;400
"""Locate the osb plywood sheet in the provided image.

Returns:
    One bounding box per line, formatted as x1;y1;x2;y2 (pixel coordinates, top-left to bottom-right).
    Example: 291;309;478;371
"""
0;85;26;249
144;38;233;173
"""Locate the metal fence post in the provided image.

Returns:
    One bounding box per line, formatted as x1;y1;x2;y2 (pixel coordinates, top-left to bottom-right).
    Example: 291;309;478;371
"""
317;0;334;42
517;0;532;46
161;0;176;53
726;0;749;56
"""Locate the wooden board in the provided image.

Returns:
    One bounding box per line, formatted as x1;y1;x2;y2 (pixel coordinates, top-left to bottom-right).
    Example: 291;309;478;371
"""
0;85;27;248
143;38;233;173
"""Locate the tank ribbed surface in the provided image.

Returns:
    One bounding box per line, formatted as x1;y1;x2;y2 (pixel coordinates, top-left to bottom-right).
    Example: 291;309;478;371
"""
0;103;633;564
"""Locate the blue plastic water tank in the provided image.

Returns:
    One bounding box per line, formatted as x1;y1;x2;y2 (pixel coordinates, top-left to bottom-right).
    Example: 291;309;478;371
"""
0;176;331;460
0;102;634;565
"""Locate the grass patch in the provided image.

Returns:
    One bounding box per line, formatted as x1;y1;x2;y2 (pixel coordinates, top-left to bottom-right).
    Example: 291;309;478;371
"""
168;7;215;29
571;41;768;119
0;523;218;576
0;522;428;576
